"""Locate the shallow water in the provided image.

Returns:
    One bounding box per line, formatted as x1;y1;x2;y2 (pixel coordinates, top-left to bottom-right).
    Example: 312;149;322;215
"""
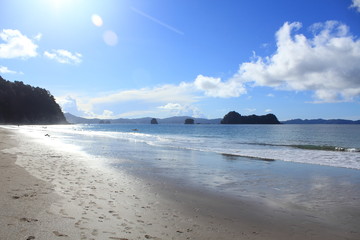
17;124;360;167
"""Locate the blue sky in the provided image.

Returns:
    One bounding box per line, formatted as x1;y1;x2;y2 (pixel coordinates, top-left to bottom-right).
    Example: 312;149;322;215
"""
1;0;360;120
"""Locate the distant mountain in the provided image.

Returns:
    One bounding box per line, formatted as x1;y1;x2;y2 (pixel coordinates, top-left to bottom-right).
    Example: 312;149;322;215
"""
0;76;67;124
64;113;222;124
64;113;97;124
282;119;360;124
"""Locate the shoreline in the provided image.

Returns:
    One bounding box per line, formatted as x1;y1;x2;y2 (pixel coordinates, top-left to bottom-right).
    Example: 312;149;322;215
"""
1;127;360;239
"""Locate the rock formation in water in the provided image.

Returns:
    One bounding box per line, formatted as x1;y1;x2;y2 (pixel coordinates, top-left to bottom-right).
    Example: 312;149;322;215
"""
184;118;195;124
221;111;280;124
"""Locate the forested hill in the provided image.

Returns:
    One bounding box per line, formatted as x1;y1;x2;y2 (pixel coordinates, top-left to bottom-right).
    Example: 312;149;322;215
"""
221;111;281;124
0;76;67;124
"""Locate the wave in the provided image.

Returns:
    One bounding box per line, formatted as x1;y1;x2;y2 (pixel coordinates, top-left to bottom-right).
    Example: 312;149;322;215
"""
221;153;276;162
241;142;360;153
290;145;360;152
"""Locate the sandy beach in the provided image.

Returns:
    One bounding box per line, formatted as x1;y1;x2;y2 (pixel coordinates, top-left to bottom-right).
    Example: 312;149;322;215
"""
1;127;359;240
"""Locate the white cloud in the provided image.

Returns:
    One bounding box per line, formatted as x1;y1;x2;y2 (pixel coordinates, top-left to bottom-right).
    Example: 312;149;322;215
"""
34;33;42;41
55;95;86;116
0;66;17;74
351;0;360;12
265;109;272;113
267;93;275;97
158;103;202;117
194;74;247;98
118;110;156;118
0;29;38;59
101;110;114;118
158;103;183;110
235;21;360;102
88;83;196;108
44;49;82;64
245;108;256;113
73;109;116;119
56;83;198;118
261;43;270;48
56;95;110;118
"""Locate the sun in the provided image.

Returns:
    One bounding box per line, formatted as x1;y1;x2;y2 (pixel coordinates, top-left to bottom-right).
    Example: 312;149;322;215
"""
49;0;72;10
51;0;63;8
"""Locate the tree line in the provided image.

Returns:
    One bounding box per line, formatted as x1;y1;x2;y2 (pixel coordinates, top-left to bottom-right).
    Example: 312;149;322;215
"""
0;76;67;124
221;111;280;124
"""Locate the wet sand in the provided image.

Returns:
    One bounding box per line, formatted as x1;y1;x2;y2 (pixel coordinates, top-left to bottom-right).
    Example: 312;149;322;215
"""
1;127;359;240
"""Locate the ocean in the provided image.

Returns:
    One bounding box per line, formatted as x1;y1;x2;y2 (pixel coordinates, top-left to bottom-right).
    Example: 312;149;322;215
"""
21;124;360;166
13;124;360;205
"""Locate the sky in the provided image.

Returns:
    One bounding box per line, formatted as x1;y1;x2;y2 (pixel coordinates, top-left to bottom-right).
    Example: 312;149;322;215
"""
1;0;360;120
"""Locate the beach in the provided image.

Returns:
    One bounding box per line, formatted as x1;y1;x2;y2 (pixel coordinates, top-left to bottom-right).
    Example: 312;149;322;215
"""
1;127;360;240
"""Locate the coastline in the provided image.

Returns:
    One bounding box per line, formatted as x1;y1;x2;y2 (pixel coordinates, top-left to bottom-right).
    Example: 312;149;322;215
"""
1;127;359;240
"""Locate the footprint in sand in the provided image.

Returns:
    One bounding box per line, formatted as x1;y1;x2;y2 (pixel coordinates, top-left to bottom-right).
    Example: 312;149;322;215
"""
74;220;82;227
53;231;68;237
20;217;38;223
91;229;98;236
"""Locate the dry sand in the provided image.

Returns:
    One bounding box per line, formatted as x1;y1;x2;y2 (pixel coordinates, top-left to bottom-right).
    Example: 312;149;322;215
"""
1;127;359;240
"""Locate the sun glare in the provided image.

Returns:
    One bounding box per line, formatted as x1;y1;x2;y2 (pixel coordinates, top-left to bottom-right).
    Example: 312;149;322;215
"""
48;0;74;10
51;0;64;9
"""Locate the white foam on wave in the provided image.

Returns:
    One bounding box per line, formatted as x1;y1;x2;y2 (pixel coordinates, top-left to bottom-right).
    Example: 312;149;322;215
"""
123;131;360;170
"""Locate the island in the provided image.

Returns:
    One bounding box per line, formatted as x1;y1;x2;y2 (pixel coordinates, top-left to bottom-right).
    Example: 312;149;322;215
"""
184;118;195;124
221;111;280;124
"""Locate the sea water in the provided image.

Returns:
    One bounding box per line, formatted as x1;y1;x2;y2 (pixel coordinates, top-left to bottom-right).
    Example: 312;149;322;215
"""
21;124;360;168
13;124;360;206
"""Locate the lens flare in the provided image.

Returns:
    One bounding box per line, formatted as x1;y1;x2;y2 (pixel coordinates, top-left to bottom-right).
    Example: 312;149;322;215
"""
103;30;118;46
91;14;103;27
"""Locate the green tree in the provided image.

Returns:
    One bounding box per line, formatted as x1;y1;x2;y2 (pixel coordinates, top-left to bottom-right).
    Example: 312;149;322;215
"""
0;76;67;124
